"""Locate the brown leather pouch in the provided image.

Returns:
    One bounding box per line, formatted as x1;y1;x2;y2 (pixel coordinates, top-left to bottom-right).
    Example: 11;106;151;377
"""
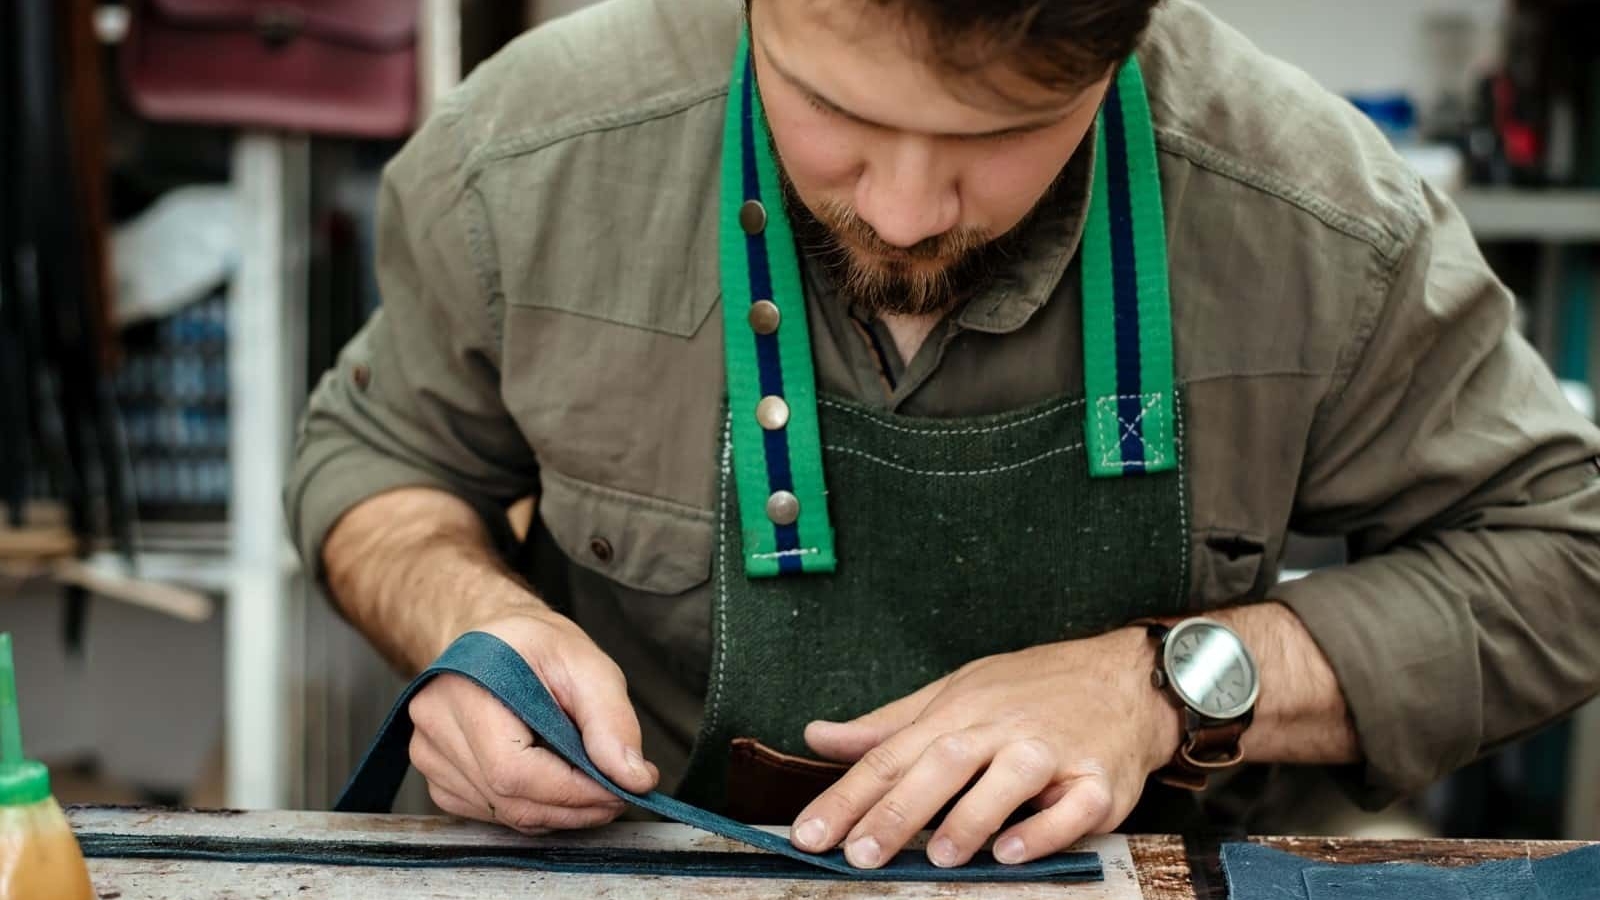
723;738;848;825
123;0;419;137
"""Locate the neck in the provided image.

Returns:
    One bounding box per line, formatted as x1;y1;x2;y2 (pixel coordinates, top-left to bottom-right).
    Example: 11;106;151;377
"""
879;311;945;365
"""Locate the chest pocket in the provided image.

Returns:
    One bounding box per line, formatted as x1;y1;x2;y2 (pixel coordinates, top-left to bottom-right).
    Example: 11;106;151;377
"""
538;467;714;595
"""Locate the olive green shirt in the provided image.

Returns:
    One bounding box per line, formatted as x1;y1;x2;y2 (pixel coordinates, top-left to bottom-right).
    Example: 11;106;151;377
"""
286;0;1600;808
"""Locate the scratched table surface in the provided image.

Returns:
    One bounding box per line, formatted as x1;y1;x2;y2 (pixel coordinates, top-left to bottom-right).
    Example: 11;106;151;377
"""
68;806;1598;900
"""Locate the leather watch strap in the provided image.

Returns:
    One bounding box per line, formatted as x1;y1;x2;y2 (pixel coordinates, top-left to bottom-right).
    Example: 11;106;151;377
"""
1130;617;1252;791
1155;710;1252;791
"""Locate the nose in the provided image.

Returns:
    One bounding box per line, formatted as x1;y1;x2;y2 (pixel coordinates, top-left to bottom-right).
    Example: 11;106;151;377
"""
853;136;960;249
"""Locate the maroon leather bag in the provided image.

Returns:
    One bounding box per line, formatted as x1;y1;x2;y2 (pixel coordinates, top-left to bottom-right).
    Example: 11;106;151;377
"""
122;0;419;138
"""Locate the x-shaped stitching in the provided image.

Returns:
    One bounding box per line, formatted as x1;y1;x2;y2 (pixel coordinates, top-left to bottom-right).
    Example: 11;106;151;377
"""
1114;394;1162;448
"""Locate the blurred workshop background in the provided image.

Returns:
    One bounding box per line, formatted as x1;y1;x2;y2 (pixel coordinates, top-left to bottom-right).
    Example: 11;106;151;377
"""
1;0;1596;840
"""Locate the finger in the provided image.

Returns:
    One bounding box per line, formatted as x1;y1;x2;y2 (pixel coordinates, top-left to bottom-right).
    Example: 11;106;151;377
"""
546;655;659;795
444;675;626;809
427;782;493;823
474;744;627;812
841;727;996;869
411;731;494;818
927;737;1057;868
804;676;949;764
490;795;628;835
990;774;1117;865
790;726;926;854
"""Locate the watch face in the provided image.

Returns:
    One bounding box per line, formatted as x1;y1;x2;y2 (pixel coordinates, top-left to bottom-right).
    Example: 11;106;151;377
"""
1163;618;1260;721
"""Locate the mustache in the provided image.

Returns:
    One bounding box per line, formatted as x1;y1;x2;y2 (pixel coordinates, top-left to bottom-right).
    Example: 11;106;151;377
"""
810;197;992;265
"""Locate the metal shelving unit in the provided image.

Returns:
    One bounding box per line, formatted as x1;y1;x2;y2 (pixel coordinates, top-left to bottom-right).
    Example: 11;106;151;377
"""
1456;189;1600;242
221;3;463;811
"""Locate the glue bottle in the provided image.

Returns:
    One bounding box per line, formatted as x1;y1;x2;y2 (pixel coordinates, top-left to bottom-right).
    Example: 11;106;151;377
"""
0;632;94;900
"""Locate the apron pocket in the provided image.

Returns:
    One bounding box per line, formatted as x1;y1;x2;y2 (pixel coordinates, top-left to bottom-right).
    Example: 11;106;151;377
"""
539;467;714;595
1194;529;1266;604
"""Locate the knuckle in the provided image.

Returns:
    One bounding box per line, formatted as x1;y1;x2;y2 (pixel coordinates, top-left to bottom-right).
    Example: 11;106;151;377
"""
861;745;905;784
930;733;974;766
406;693;438;730
427;784;470;820
500;799;553;833
1074;779;1114;823
483;759;525;800
407;734;431;770
542;803;618;832
873;795;914;830
820;784;872;821
1006;738;1055;781
541;770;593;808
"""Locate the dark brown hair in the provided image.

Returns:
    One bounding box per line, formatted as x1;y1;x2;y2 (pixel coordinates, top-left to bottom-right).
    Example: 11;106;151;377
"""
755;0;1163;101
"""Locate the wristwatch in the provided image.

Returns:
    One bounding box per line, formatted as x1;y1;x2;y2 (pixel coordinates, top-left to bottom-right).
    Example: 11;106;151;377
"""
1136;616;1260;790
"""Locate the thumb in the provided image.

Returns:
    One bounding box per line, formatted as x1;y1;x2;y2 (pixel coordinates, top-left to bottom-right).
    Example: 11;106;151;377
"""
555;659;659;796
804;676;948;763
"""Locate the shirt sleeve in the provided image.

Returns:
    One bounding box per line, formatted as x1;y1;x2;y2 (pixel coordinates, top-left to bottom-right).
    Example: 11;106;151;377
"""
1272;178;1600;808
283;113;538;581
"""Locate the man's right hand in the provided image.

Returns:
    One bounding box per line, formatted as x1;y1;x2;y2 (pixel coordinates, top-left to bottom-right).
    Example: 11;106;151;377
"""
406;612;660;833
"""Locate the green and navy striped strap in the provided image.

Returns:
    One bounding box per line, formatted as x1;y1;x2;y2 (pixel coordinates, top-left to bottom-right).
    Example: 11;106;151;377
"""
721;29;837;578
1081;58;1177;476
720;43;1175;577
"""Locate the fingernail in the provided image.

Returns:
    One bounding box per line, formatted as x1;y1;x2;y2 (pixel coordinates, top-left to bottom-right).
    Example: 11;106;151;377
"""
994;836;1026;864
846;836;882;869
794;818;827;850
928;836;959;868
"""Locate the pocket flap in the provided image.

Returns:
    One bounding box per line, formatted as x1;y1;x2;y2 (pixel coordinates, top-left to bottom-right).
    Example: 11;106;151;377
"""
538;468;713;596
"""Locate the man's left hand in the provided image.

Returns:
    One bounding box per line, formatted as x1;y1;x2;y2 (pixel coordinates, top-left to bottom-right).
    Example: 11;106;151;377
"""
788;626;1180;868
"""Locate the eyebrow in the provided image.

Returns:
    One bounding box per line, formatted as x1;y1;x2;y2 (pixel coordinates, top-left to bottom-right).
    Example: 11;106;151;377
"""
760;40;1074;139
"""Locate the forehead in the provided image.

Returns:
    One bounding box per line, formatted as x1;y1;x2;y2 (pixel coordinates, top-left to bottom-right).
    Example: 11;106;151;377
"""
757;0;1088;123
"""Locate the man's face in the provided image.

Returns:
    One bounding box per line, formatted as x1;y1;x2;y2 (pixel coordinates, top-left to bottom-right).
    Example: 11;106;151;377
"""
750;0;1111;316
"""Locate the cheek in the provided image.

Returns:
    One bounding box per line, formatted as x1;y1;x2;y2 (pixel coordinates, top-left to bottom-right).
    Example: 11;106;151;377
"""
763;93;861;197
960;141;1072;232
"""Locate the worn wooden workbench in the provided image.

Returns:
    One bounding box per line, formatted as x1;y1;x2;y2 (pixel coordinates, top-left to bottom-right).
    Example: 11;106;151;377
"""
68;806;1597;899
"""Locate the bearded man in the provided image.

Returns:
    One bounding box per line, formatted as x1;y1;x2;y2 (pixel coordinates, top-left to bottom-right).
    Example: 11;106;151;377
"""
287;0;1600;870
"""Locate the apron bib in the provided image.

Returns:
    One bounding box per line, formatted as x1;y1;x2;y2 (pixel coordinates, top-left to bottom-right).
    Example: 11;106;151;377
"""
677;31;1190;813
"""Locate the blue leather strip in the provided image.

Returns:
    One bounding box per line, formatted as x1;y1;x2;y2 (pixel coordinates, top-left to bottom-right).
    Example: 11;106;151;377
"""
77;832;1062;880
335;632;1104;883
1223;841;1600;900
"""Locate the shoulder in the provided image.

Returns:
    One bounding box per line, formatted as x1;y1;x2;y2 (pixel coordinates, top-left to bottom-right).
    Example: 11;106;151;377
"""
1139;0;1426;263
1138;0;1441;392
384;0;739;218
440;0;738;173
380;0;740;333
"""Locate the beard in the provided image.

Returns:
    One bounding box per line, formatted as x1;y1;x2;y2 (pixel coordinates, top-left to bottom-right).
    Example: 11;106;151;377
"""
776;168;1024;318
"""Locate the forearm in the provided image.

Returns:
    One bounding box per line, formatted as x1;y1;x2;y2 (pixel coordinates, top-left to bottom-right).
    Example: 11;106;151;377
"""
1207;602;1360;765
1127;601;1359;771
322;486;550;675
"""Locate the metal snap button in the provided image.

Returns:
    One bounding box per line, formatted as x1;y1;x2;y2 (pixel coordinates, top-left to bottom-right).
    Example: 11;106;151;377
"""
765;491;800;526
748;300;781;335
756;396;790;431
739;200;767;235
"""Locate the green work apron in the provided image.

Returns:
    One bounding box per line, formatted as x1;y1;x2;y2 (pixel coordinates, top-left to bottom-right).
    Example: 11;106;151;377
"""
676;33;1190;813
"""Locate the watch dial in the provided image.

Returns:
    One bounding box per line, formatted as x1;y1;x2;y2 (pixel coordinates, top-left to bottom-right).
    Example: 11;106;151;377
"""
1168;622;1257;719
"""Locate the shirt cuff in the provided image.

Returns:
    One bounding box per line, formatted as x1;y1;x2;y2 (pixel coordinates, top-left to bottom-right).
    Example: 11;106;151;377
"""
1271;557;1483;809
